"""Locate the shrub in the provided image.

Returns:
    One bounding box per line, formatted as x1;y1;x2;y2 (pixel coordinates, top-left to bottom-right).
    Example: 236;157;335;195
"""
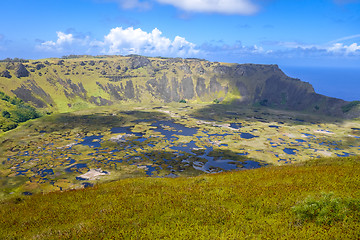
1;122;18;131
292;192;360;225
2;110;10;118
11;105;40;123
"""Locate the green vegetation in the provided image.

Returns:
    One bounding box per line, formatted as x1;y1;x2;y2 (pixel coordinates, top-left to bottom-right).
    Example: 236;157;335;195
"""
0;157;359;239
0;92;40;132
292;192;360;225
213;98;220;104
342;101;360;113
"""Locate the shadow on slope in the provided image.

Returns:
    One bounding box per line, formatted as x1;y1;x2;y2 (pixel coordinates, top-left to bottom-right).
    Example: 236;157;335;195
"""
190;103;347;125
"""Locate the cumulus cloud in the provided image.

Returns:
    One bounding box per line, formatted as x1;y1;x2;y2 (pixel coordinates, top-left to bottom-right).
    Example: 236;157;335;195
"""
156;0;258;15
101;27;198;56
36;27;198;57
37;31;92;53
35;28;360;62
327;42;360;54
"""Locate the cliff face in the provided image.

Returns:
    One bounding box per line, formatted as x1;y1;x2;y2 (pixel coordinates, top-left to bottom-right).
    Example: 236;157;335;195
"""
0;55;354;117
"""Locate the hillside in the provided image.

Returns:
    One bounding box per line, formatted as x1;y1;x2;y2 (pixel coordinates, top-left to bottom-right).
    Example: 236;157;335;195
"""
1;157;359;239
0;55;358;118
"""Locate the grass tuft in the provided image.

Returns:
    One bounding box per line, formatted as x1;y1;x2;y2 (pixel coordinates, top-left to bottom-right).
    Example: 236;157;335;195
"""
292;192;360;225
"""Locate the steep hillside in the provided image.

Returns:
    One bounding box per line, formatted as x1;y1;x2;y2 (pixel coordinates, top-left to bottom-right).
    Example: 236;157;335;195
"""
0;55;356;117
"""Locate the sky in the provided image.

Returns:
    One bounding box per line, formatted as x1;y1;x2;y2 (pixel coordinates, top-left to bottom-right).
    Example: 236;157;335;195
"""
1;0;360;67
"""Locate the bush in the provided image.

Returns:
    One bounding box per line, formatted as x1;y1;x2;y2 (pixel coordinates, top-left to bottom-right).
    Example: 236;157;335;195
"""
292;192;360;225
1;122;18;132
10;97;23;105
11;105;40;123
0;92;10;102
2;110;10;118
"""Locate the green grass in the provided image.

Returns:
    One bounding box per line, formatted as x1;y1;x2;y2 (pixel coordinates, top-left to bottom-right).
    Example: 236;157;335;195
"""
0;157;359;239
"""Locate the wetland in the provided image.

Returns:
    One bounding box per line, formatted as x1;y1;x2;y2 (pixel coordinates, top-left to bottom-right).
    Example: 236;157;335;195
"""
0;102;359;199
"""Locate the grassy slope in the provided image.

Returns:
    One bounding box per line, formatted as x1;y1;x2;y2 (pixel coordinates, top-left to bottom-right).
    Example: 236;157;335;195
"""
0;157;359;239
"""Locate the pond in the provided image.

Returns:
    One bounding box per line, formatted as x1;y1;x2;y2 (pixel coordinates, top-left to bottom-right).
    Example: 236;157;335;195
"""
78;135;103;148
151;120;198;138
283;148;297;155
108;120;263;174
240;133;257;139
336;152;350;157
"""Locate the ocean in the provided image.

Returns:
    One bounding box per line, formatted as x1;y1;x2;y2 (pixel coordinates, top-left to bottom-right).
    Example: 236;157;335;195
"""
280;66;360;102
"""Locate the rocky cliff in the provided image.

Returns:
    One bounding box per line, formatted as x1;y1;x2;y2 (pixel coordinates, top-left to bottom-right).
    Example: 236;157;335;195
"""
0;55;357;117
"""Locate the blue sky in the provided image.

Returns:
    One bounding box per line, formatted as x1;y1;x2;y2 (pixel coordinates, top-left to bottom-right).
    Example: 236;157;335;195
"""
1;0;360;67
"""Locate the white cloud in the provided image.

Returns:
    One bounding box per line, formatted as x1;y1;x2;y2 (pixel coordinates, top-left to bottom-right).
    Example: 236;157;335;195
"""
96;0;258;15
100;27;198;56
36;27;199;57
157;0;258;15
272;40;360;56
96;0;151;10
328;42;360;54
37;32;91;53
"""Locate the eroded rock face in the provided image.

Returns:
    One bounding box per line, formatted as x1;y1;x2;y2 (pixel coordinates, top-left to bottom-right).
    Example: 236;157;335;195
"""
130;56;151;69
196;78;208;97
146;74;176;102
11;79;53;108
125;80;135;99
179;64;192;74
181;77;195;99
15;63;30;78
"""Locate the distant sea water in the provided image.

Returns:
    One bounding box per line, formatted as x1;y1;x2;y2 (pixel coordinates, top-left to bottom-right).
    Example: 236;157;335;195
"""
281;66;360;102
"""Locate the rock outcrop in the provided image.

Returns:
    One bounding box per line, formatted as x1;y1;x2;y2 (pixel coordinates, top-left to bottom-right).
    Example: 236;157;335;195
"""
15;63;30;78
